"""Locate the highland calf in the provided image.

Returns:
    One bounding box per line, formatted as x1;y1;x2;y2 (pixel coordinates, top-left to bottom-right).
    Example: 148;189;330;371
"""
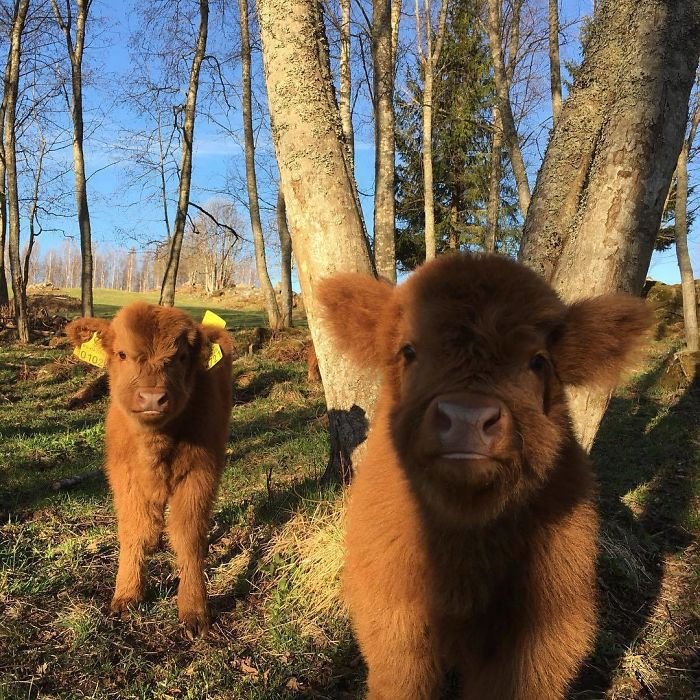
66;303;233;638
317;253;652;700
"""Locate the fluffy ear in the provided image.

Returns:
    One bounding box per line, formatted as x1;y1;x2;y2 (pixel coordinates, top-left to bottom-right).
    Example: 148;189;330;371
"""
198;325;235;366
550;294;653;387
316;272;394;367
65;316;113;352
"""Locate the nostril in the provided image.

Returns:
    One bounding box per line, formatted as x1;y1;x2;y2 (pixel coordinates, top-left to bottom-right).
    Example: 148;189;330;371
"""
435;403;453;434
157;392;168;407
482;408;501;434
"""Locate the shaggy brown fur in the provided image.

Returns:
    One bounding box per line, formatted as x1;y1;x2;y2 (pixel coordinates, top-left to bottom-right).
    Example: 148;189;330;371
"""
65;303;233;638
317;253;652;700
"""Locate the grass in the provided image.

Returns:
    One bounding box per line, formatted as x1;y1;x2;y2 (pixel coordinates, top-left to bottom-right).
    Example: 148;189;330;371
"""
1;290;698;699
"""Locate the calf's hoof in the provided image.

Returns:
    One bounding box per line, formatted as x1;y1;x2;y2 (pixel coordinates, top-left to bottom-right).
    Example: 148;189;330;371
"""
180;609;210;639
110;594;143;619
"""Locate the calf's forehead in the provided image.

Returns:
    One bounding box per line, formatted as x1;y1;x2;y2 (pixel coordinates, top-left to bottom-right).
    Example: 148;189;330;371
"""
111;304;196;354
397;255;565;349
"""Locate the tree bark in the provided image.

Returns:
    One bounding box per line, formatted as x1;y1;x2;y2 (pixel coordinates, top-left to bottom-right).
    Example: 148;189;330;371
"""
258;0;379;484
519;0;700;449
372;0;396;282
239;0;281;328
276;187;293;328
418;0;448;262
485;0;530;218
339;0;354;168
159;0;208;307
51;0;94;317
0;41;10;309
674;98;699;352
5;0;30;343
485;106;503;252
548;0;562;125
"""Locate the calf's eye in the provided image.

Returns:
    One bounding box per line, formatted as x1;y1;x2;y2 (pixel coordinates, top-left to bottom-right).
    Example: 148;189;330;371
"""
400;344;417;363
529;353;548;373
117;351;127;361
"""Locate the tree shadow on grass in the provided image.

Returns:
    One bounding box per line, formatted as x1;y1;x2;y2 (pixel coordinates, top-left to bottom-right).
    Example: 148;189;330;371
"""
572;367;699;699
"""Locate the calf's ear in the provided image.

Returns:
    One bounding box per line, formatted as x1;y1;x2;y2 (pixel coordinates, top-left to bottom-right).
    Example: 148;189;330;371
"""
551;295;653;387
198;325;235;365
316;273;394;367
65;317;113;351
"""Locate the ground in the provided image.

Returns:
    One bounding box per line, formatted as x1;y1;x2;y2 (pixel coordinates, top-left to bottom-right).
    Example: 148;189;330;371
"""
0;287;698;699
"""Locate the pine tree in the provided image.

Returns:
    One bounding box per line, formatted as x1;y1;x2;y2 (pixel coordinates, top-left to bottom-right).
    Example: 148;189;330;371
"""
395;0;517;270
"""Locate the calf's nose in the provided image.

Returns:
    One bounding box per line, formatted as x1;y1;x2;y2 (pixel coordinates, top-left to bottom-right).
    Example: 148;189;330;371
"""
137;389;169;413
435;394;506;456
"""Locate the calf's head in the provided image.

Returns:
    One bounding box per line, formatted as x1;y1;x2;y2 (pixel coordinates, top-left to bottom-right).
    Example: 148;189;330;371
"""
66;303;230;429
317;254;652;525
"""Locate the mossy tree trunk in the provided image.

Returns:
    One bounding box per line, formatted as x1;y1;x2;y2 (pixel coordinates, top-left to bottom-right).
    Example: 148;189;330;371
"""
258;0;379;484
519;0;700;449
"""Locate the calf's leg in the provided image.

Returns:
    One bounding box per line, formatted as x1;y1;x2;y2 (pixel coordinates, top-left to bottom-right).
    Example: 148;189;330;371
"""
167;467;219;638
111;487;165;614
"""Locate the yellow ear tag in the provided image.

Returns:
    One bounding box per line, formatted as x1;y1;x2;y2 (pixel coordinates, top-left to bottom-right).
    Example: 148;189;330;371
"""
201;310;226;369
73;332;107;368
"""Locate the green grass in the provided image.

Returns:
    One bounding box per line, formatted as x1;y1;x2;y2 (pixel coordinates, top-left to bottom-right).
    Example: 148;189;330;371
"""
0;295;698;699
58;287;271;328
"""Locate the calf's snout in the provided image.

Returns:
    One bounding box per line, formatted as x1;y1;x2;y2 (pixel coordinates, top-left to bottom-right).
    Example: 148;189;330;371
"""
433;393;509;457
136;388;169;413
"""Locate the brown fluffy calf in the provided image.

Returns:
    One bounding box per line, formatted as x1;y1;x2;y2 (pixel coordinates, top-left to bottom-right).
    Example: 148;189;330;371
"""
66;303;233;638
317;253;651;699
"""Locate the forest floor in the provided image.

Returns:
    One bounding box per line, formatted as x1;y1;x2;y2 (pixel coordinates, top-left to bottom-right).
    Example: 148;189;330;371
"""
0;288;698;699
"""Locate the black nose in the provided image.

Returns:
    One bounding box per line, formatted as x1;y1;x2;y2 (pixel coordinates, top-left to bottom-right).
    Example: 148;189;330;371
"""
137;389;169;412
434;394;507;456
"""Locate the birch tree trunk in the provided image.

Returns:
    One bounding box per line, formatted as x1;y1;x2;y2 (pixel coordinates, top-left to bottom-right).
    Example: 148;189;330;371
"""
485;0;530;218
548;0;562;125
519;0;700;449
240;0;281;328
159;0;208;307
485;106;503;252
258;0;378;483
674;98;699;352
51;0;94;317
418;0;448;261
339;0;353;168
5;0;29;343
276;188;293;328
372;0;396;282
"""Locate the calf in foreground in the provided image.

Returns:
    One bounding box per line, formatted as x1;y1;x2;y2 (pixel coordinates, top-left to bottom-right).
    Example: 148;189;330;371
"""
318;253;651;699
66;303;233;638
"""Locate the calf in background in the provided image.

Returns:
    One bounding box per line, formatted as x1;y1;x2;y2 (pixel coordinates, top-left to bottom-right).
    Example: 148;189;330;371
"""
318;253;651;699
66;302;233;638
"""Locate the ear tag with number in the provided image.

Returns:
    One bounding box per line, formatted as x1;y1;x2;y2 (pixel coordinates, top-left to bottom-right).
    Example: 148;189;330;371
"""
201;310;226;369
73;332;107;368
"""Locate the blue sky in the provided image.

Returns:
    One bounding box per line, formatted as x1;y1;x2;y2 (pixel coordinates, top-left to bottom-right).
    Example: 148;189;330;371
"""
36;0;698;287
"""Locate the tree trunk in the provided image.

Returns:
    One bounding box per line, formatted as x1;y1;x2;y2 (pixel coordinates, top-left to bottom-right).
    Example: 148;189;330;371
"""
339;0;354;168
276;188;293;328
519;0;700;449
5;0;29;343
674;130;699;352
23;138;46;293
240;0;281;329
51;0;94;317
258;0;379;484
422;63;437;261
548;0;562;125
419;0;448;262
485;106;503;252
485;0;530;218
372;0;396;282
0;48;9;309
159;0;208;307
